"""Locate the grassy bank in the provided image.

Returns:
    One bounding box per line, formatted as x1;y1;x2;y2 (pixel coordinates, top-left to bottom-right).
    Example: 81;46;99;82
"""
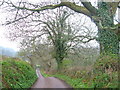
1;57;37;88
42;54;119;88
42;72;92;88
42;70;118;88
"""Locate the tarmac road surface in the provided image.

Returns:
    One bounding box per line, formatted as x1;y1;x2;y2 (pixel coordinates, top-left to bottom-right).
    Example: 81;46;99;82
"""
30;68;73;89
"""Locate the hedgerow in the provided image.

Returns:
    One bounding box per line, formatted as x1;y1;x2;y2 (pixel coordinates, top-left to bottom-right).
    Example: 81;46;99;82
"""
1;57;37;88
43;54;119;88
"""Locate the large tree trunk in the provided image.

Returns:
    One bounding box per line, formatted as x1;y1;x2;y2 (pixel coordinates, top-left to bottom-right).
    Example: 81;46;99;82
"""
55;45;64;71
54;34;66;71
98;28;119;55
96;2;119;55
57;60;63;71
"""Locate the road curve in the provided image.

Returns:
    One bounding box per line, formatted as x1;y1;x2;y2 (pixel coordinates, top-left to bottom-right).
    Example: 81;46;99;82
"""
30;68;73;89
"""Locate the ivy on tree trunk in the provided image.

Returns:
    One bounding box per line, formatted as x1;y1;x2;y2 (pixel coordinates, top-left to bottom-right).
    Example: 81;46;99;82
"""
96;2;119;55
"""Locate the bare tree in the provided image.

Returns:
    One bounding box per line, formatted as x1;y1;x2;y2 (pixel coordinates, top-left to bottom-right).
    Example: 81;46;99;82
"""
1;0;119;55
18;43;56;71
16;8;96;70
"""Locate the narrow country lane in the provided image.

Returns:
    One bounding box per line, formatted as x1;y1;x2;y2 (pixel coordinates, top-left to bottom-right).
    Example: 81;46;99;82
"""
30;68;73;89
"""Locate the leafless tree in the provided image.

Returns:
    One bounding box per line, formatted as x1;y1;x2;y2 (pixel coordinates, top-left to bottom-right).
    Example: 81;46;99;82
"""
0;0;104;70
1;0;119;55
16;7;96;70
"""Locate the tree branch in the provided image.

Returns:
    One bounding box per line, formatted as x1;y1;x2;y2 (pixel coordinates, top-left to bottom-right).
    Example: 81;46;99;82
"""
70;35;95;41
106;2;120;16
80;0;98;15
60;2;91;17
99;23;120;41
11;2;64;12
0;0;4;6
5;12;34;25
10;1;92;18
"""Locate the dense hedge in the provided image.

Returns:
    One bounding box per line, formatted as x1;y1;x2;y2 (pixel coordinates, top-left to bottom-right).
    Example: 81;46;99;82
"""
43;54;119;88
92;54;119;88
1;57;37;88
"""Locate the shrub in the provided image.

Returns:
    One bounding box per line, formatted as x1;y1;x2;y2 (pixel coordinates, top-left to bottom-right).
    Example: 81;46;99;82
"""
93;54;118;73
92;54;119;88
37;54;119;88
1;57;37;88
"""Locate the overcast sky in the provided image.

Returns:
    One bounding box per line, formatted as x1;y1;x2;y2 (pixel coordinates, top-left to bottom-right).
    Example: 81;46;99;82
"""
0;27;20;51
0;0;119;51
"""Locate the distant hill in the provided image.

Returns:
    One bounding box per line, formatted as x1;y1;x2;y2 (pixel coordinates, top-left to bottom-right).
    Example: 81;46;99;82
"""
0;46;17;57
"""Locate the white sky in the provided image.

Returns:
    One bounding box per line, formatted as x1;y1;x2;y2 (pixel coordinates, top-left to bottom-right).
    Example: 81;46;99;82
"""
0;27;20;51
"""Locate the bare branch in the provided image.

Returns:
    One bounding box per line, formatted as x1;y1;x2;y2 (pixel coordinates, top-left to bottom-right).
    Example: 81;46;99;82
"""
8;1;92;18
0;0;4;6
5;12;34;25
11;2;63;12
70;35;95;41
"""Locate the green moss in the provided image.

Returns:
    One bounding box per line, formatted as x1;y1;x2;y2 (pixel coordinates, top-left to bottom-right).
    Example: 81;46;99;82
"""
1;57;37;88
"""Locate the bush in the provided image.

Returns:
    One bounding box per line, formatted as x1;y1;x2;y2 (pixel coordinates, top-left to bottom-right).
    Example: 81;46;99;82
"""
46;54;119;88
93;54;118;73
1;57;37;88
27;54;118;88
92;54;119;88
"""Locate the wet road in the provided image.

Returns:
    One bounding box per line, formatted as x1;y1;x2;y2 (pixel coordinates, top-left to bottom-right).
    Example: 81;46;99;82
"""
30;68;73;89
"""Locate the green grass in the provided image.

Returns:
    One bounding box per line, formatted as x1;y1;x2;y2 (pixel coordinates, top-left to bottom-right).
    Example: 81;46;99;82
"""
42;71;119;88
0;54;119;88
42;72;92;88
1;57;37;88
41;54;119;88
